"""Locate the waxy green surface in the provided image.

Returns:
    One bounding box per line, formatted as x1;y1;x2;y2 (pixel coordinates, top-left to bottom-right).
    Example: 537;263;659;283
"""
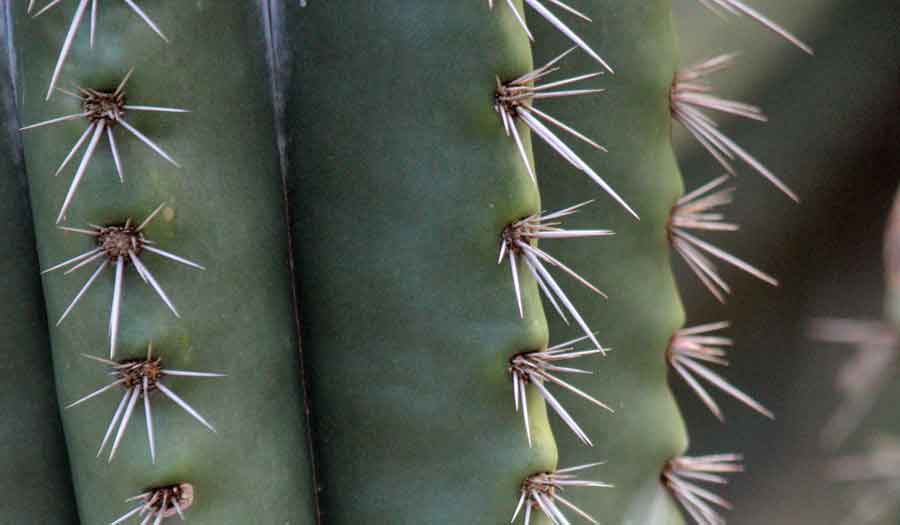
13;3;316;523
284;3;558;524
0;14;77;521
530;1;689;523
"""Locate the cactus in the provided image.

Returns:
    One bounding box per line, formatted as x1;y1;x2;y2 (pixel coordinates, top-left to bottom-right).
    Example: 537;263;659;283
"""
812;186;900;523
9;3;316;523
529;1;801;523
2;1;813;524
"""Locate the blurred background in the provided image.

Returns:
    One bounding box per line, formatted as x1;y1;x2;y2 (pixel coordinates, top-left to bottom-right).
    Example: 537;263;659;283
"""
669;0;900;523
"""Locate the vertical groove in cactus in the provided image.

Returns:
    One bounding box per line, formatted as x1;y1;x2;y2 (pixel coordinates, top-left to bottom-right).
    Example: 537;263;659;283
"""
282;3;563;523
0;12;77;519
11;3;316;523
530;1;691;522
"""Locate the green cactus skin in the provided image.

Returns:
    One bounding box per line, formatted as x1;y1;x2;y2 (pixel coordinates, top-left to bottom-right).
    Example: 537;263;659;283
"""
12;3;316;524
282;3;562;524
0;24;78;522
530;1;691;522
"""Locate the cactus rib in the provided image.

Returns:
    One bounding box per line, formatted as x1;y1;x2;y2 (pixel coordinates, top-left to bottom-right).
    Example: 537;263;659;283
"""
283;4;558;522
111;483;194;524
695;0;813;54
14;3;319;522
511;334;613;447
670;176;778;302
528;2;690;521
20;71;185;222
512;463;612;525
668;322;773;421
34;0;168;99
488;0;613;73
42;203;203;358
672;54;798;201
501;202;612;351
663;454;744;525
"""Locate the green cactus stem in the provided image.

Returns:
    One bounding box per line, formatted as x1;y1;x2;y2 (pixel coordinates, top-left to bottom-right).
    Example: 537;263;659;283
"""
12;3;317;523
282;3;571;523
529;1;691;522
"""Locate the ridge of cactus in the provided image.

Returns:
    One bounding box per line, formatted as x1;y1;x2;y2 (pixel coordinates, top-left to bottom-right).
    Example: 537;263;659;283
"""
11;3;317;523
528;1;804;523
280;3;588;523
529;2;690;523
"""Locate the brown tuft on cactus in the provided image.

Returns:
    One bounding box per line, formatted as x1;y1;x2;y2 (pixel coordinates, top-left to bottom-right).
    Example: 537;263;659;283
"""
111;482;195;524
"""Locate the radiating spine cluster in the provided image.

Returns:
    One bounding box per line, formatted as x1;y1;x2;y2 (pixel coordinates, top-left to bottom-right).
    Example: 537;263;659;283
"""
42;203;203;358
65;344;222;463
512;463;612;525
20;70;184;223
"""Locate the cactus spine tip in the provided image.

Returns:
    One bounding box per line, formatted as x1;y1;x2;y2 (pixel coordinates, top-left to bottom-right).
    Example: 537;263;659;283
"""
696;0;813;55
35;0;168;99
489;0;614;73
